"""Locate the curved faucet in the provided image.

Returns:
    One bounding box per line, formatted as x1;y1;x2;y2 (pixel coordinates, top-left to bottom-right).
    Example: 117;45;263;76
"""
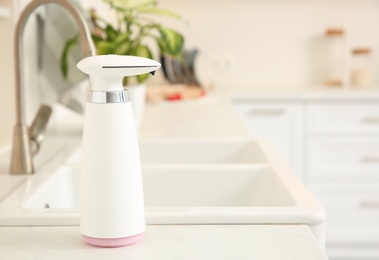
10;0;96;174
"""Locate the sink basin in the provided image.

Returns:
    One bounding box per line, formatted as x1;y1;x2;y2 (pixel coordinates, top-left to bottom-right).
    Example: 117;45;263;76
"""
23;165;295;210
0;138;325;245
1;164;318;225
65;139;268;165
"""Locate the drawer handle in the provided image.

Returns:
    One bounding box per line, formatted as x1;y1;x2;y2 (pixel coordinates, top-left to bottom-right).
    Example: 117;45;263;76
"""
249;108;285;116
361;156;379;163
359;199;379;208
361;116;379;124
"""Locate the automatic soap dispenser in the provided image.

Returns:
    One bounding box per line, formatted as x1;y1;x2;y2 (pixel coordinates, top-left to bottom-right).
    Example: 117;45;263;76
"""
77;55;160;247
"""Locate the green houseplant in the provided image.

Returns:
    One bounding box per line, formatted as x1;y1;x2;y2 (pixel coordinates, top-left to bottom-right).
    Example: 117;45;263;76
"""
61;0;185;84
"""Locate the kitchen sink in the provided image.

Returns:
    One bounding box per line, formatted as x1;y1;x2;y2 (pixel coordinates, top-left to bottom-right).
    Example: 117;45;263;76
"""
0;163;318;225
0;138;326;246
23;165;294;210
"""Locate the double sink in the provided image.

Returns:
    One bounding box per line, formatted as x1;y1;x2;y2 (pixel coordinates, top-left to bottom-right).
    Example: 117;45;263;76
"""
0;138;325;245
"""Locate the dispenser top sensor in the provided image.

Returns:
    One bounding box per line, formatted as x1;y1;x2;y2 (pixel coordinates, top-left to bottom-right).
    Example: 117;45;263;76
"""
77;55;161;91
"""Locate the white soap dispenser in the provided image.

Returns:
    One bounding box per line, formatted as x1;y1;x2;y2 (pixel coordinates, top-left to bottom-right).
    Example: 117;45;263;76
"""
77;55;160;247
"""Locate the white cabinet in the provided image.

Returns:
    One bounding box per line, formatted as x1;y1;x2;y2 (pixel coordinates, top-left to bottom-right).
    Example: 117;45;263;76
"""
306;102;379;260
308;103;379;134
309;182;379;234
233;99;379;260
307;136;379;181
233;102;304;179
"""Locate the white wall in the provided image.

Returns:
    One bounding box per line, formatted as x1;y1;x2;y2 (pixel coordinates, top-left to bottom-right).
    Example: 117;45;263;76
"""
154;0;379;89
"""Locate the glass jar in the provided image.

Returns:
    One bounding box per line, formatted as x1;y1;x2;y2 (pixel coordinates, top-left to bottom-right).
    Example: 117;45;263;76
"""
350;47;372;88
324;28;346;87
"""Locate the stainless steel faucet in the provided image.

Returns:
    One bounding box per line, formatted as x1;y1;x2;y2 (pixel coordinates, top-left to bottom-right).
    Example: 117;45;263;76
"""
10;0;96;174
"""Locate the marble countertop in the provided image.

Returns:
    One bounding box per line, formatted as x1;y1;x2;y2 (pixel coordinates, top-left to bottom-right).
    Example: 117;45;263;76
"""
0;225;327;260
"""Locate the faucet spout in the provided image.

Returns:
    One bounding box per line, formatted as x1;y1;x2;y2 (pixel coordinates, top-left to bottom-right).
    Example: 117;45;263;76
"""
10;0;96;174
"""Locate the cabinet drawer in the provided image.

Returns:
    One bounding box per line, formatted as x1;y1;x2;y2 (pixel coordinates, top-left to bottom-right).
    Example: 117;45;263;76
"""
233;102;304;178
308;103;379;133
308;136;379;180
309;183;379;230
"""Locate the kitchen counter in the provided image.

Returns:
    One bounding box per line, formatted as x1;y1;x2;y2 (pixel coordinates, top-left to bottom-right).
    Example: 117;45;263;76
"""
139;95;251;138
1;87;363;259
0;225;327;260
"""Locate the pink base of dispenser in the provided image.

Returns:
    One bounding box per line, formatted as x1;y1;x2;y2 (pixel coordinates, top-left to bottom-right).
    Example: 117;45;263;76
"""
83;232;144;248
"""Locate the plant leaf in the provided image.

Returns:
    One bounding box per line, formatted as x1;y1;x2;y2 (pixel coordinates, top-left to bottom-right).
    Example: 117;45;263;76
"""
104;0;157;11
155;37;167;55
137;6;182;19
115;41;132;55
91;33;104;44
158;26;184;55
60;34;79;79
105;24;119;41
136;71;150;83
115;32;131;44
133;44;153;58
96;41;116;54
132;45;153;82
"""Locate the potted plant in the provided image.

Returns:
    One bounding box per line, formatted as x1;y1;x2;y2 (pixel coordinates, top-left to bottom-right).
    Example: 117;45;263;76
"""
61;0;185;127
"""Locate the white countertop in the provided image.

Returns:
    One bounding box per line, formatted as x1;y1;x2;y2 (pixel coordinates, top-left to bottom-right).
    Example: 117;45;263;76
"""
3;87;369;259
0;225;327;260
139;95;251;138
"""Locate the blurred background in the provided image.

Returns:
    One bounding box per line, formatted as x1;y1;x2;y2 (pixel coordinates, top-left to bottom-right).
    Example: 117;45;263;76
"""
2;0;379;136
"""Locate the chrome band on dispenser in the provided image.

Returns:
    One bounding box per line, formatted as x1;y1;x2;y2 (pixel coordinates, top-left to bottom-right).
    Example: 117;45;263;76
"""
87;90;130;103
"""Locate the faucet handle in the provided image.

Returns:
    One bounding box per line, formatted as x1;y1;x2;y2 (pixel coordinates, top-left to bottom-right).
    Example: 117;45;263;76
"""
28;104;52;155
